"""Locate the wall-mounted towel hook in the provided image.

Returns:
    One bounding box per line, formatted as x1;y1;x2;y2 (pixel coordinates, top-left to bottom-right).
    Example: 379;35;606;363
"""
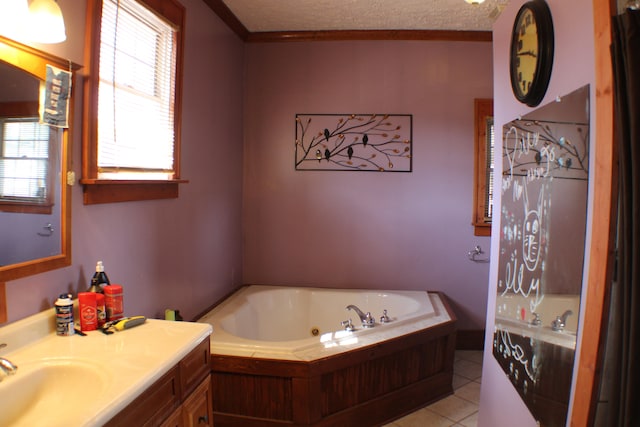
467;245;490;263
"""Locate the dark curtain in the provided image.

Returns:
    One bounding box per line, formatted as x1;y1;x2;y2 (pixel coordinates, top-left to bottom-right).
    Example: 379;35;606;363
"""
605;8;640;427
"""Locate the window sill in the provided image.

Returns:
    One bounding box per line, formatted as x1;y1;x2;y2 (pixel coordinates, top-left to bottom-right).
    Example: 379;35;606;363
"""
0;202;53;214
80;179;189;205
473;222;491;237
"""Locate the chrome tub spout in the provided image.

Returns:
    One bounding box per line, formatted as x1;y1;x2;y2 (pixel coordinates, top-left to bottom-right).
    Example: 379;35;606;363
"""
346;304;376;328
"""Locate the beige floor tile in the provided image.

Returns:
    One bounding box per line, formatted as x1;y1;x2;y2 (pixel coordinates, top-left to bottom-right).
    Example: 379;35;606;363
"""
458;410;479;427
385;350;484;426
454;359;483;381
454;380;481;404
391;408;453;427
426;394;479;422
452;373;472;390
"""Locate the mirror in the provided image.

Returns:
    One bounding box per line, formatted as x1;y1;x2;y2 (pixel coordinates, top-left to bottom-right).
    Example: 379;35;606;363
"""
0;35;75;282
492;85;590;426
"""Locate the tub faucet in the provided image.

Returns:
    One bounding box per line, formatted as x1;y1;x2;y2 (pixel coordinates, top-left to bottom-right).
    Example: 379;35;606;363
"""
551;310;573;332
346;305;376;328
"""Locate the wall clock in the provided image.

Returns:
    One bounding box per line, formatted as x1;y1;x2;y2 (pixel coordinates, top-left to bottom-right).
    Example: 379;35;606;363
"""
509;0;554;107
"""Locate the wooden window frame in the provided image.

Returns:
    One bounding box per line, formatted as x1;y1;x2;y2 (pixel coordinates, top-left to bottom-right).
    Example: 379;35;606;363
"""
81;0;187;204
472;99;493;236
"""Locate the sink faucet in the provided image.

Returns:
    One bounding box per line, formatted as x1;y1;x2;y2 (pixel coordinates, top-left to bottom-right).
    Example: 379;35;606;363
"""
0;357;18;379
551;310;573;332
346;305;376;328
0;343;17;380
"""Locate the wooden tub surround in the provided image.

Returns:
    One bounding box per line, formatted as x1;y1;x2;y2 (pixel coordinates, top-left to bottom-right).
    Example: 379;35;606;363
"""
208;292;457;426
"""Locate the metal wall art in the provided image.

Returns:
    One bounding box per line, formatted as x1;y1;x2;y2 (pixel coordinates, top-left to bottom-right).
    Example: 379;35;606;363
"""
295;114;412;172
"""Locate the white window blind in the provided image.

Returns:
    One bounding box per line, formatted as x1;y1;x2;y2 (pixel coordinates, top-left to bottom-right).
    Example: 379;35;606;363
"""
0;119;50;201
98;0;177;178
485;118;495;221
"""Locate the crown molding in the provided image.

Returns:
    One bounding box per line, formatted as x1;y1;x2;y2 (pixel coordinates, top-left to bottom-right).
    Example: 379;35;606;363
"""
202;0;492;43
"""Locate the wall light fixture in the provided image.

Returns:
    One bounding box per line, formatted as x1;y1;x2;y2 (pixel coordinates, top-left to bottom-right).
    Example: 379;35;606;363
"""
28;0;67;43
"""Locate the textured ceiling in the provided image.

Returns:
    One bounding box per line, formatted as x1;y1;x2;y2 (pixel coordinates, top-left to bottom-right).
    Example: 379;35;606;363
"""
220;0;508;32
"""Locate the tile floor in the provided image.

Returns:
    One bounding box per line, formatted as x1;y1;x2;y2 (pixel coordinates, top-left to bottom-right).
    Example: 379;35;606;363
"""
383;350;484;427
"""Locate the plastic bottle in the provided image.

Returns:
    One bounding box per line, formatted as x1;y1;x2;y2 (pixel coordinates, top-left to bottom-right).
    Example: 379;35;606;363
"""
88;261;110;293
78;292;97;331
55;293;74;336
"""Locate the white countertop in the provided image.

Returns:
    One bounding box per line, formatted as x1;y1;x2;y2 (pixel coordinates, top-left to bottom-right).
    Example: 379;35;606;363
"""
0;307;212;427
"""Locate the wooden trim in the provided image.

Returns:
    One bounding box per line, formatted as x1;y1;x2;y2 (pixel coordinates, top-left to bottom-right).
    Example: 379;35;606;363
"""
472;99;494;236
0;37;81;77
0;101;39;117
82;0;186;204
0;202;53;215
200;0;249;40
0;36;76;283
246;30;493;43
198;0;492;43
0;283;6;324
570;0;617;425
82;0;101;181
456;329;485;350
82;181;184;204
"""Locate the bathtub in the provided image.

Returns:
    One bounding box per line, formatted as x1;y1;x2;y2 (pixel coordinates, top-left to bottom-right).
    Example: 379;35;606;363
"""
198;285;457;427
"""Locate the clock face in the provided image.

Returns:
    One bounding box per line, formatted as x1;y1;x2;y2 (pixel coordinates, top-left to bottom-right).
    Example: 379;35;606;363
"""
514;9;538;98
509;0;554;107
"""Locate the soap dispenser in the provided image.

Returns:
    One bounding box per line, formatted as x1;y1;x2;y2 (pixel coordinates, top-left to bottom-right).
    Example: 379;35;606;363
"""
88;261;110;293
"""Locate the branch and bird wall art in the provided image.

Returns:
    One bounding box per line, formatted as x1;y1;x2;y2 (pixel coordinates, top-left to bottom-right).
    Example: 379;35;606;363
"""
295;113;412;172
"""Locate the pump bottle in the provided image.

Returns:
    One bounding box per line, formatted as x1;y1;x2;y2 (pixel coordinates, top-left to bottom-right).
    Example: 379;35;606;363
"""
88;261;110;293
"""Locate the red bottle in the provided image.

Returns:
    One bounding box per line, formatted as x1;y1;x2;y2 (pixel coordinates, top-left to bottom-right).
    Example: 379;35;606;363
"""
78;292;98;331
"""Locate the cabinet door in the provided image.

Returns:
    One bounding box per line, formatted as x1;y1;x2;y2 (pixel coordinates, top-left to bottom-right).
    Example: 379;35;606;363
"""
160;406;183;427
182;376;214;427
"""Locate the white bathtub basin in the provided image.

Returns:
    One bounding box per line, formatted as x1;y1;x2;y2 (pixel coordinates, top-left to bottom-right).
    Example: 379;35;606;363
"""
198;285;453;361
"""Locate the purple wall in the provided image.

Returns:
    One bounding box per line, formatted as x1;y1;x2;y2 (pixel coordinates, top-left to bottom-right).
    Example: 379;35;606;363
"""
242;40;493;330
478;0;596;425
4;0;245;323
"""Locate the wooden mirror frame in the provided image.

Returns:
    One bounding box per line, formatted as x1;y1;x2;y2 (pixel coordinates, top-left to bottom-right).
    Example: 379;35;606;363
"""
0;35;78;283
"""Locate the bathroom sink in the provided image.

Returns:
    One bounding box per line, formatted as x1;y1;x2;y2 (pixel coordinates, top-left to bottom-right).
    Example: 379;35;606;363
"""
0;359;110;426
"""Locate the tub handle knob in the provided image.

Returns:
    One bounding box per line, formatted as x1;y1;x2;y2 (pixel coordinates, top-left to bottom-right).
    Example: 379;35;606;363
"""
380;309;390;323
341;319;355;332
363;312;376;328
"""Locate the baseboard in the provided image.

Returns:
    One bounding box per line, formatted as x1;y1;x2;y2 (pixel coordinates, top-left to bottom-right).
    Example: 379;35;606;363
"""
456;329;485;350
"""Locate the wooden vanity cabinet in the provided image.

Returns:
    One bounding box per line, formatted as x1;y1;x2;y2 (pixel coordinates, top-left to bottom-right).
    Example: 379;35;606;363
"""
178;376;214;427
106;336;212;427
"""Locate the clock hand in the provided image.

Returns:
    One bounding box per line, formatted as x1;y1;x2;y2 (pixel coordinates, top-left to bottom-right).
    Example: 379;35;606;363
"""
518;50;537;58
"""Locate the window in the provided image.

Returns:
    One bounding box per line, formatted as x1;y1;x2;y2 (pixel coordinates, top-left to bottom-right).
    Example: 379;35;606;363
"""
82;0;186;204
0;104;55;214
472;99;494;236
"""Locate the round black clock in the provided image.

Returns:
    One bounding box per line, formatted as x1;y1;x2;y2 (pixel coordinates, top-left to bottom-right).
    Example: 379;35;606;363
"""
509;0;554;107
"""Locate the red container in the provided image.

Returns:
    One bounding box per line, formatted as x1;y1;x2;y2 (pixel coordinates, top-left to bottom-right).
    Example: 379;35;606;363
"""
78;292;98;331
104;284;124;321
